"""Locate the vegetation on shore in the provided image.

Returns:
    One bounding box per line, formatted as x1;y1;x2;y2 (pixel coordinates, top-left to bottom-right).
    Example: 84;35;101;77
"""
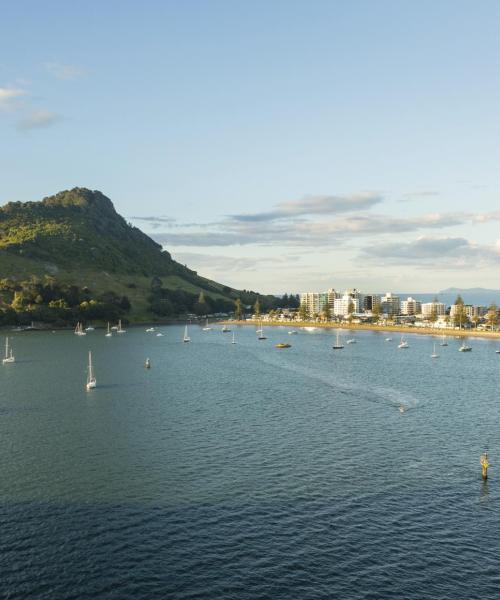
0;188;291;325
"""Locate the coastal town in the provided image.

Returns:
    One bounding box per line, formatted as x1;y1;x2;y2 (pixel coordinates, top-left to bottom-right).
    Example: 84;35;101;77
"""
250;289;499;331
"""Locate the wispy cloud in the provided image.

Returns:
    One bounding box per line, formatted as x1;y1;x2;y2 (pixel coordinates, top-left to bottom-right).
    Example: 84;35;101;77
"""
363;236;500;267
0;86;26;110
230;192;382;222
17;109;60;130
44;62;87;80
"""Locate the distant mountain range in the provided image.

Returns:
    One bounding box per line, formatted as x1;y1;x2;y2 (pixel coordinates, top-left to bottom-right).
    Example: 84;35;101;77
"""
399;288;500;306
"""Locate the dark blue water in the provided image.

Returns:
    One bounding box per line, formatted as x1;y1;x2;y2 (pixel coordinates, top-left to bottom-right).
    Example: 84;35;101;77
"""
1;325;500;599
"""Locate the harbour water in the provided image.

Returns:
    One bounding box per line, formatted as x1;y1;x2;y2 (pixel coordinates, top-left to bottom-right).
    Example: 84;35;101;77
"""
1;325;500;598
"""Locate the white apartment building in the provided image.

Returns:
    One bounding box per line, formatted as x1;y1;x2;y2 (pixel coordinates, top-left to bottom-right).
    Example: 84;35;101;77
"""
401;297;422;316
422;302;446;318
300;292;330;317
381;292;400;316
334;294;360;317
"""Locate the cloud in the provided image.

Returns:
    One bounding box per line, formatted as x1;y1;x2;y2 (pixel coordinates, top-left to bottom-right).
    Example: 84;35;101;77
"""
0;86;26;110
17;109;60;130
230;192;382;222
173;252;262;272
45;62;87;80
363;236;500;267
400;190;440;201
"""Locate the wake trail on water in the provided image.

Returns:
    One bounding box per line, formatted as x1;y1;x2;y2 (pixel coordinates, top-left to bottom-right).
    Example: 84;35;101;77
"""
249;345;422;414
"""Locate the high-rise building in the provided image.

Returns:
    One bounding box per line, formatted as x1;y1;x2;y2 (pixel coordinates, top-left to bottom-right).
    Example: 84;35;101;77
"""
401;297;422;315
422;302;446;317
363;294;381;312
381;292;400;316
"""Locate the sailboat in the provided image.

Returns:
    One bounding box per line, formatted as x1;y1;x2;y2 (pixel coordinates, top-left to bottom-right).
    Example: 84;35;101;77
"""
85;325;95;332
105;322;112;337
74;322;86;336
332;330;344;349
346;337;356;344
222;323;231;332
459;341;472;352
145;358;151;369
398;335;409;349
117;319;126;334
256;320;263;334
183;324;191;342
431;343;439;359
232;331;236;344
258;324;267;340
203;318;212;331
86;351;96;390
2;337;15;364
440;334;448;347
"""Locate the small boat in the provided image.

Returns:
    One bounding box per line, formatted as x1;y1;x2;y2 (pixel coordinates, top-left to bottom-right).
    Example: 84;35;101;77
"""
146;327;155;332
231;332;236;344
440;335;448;347
86;351;96;390
288;330;298;335
111;325;118;331
222;324;231;333
332;330;344;350
117;319;126;334
385;337;393;342
399;405;406;414
346;338;356;344
145;358;151;369
156;332;163;337
431;343;439;359
2;337;15;364
74;322;86;336
202;318;212;331
398;336;409;349
105;322;112;337
183;325;191;343
496;350;500;354
275;343;291;349
258;324;267;340
85;326;95;332
459;342;472;352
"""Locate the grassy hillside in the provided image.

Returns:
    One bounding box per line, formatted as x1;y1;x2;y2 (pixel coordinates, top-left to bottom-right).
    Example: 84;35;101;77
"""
0;188;272;324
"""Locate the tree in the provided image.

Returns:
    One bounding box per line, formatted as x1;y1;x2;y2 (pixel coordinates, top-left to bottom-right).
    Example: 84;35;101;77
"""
234;298;243;320
429;305;438;327
371;303;381;323
487;303;498;331
322;302;331;322
347;299;355;324
254;298;261;317
452;295;467;329
299;301;308;321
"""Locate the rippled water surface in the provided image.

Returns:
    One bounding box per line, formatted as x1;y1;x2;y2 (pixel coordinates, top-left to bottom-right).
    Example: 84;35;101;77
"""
2;325;500;599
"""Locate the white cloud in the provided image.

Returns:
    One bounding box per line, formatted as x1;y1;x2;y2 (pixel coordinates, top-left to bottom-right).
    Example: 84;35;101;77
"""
0;86;26;110
17;109;60;130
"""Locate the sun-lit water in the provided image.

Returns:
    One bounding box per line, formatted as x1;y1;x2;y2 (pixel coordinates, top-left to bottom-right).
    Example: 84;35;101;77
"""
1;325;500;599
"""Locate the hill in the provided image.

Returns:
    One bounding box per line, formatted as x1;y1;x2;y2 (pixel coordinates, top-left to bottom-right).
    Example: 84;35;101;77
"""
0;188;278;325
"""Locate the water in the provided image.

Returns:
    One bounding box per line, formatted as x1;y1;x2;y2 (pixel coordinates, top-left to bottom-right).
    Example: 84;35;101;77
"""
1;325;500;599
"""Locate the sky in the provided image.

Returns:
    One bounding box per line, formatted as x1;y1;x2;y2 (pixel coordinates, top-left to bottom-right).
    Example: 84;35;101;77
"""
2;1;500;294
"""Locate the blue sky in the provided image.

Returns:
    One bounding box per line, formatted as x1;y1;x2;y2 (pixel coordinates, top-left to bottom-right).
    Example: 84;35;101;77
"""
2;1;500;293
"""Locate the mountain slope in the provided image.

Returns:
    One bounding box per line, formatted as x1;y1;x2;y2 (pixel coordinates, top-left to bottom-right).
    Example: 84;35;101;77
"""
0;188;260;321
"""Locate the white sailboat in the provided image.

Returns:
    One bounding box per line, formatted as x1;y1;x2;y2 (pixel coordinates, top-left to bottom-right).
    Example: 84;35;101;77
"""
398;335;409;349
85;325;95;332
258;324;267;340
232;331;236;344
431;343;439;359
332;330;344;349
2;337;15;364
86;351;96;390
74;322;86;336
440;334;448;347
203;318;212;331
459;341;472;352
105;322;112;337
117;319;126;333
256;320;263;334
183;324;191;342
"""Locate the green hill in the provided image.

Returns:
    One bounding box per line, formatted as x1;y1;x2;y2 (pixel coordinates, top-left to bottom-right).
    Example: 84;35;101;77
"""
0;188;275;325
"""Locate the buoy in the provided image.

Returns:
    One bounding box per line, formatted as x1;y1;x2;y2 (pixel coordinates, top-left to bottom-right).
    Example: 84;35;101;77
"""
480;452;490;480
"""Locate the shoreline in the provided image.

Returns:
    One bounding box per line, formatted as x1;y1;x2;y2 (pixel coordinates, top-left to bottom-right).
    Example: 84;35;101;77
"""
224;320;500;341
